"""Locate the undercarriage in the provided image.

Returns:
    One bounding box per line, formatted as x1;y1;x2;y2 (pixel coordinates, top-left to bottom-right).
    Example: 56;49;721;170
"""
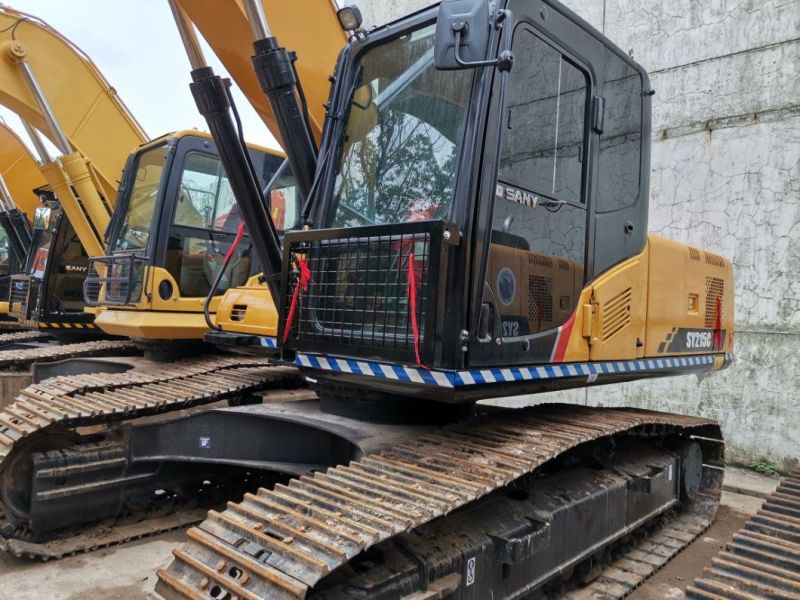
0;355;303;558
151;402;724;599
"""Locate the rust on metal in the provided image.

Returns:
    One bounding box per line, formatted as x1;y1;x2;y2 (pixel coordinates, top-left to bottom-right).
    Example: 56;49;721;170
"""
157;405;721;599
686;468;800;600
0;330;51;347
0;339;138;370
0;355;302;559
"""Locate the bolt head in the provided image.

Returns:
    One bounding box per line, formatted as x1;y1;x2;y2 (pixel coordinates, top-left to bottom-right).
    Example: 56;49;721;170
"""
495;337;502;346
443;230;451;240
9;42;25;58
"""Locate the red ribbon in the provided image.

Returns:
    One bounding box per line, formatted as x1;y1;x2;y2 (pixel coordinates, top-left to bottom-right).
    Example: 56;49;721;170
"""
407;251;430;370
713;296;723;351
222;222;245;264
282;257;311;343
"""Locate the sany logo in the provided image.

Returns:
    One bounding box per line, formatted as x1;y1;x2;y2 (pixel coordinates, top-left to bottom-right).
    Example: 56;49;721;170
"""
496;183;538;208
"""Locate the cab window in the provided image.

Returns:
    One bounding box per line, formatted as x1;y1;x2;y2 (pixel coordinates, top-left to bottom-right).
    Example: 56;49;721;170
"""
596;48;643;212
166;152;251;298
489;26;589;338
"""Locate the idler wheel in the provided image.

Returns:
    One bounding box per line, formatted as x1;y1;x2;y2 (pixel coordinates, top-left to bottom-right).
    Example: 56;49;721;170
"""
0;430;80;524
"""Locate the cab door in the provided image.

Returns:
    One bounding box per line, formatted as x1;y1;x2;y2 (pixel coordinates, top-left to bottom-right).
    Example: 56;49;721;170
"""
469;8;596;368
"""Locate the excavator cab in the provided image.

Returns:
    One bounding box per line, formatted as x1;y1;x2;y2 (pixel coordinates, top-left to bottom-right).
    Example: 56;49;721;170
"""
277;1;733;402
8;189;97;332
84;131;296;341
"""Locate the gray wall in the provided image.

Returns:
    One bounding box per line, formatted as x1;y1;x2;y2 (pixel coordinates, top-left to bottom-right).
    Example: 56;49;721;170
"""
357;0;800;471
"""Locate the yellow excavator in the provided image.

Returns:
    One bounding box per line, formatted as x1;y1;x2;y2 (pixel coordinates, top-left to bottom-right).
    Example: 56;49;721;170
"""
0;4;144;338
86;0;346;349
152;1;740;598
0;0;345;559
0;5;285;361
0;121;45;332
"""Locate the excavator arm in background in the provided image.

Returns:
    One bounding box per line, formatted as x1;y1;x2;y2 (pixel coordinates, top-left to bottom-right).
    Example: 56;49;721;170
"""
0;120;46;320
175;0;344;145
0;120;44;219
0;120;44;258
0;5;147;257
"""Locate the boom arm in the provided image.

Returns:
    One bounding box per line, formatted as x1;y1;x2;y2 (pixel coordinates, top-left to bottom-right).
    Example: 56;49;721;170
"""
175;0;344;145
0;5;147;255
0;120;45;218
0;120;45;263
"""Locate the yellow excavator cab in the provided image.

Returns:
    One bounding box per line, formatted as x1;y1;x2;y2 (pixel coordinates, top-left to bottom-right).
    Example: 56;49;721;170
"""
86;130;294;341
172;0;345;351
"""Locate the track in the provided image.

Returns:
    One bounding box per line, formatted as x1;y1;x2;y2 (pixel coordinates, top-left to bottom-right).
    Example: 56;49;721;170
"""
686;468;800;599
563;494;720;599
0;355;302;559
155;404;723;599
0;339;138;371
0;330;52;348
1;502;209;560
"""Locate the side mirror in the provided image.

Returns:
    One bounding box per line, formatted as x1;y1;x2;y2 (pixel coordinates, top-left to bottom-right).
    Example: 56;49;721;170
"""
434;0;514;71
434;0;491;70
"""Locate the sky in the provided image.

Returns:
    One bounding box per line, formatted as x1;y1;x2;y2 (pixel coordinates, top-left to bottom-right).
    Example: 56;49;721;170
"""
1;0;284;154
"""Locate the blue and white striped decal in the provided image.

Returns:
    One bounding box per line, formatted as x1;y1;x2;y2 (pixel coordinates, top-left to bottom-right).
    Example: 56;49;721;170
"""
258;336;277;348
295;352;734;388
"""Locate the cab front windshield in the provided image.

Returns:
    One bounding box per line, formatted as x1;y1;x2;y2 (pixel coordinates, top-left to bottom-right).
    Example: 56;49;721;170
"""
327;23;473;227
111;144;168;252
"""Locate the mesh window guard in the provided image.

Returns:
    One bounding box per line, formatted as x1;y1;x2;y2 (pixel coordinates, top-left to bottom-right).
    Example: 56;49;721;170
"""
84;255;147;307
281;221;451;365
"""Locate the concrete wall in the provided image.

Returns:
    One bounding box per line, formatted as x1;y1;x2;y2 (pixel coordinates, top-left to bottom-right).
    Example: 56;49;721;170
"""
356;0;800;470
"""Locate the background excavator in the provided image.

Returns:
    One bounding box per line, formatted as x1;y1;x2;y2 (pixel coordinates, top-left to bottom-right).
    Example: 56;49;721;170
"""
0;5;144;341
86;0;346;351
82;0;345;346
152;1;739;598
0;121;44;332
0;0;345;560
0;5;283;354
0;3;294;384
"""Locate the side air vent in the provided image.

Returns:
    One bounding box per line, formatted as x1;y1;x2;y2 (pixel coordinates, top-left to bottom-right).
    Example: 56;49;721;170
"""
230;304;247;322
528;276;553;325
529;254;554;269
705;277;724;327
558;259;570;271
688;247;701;261
601;287;632;342
705;252;726;268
